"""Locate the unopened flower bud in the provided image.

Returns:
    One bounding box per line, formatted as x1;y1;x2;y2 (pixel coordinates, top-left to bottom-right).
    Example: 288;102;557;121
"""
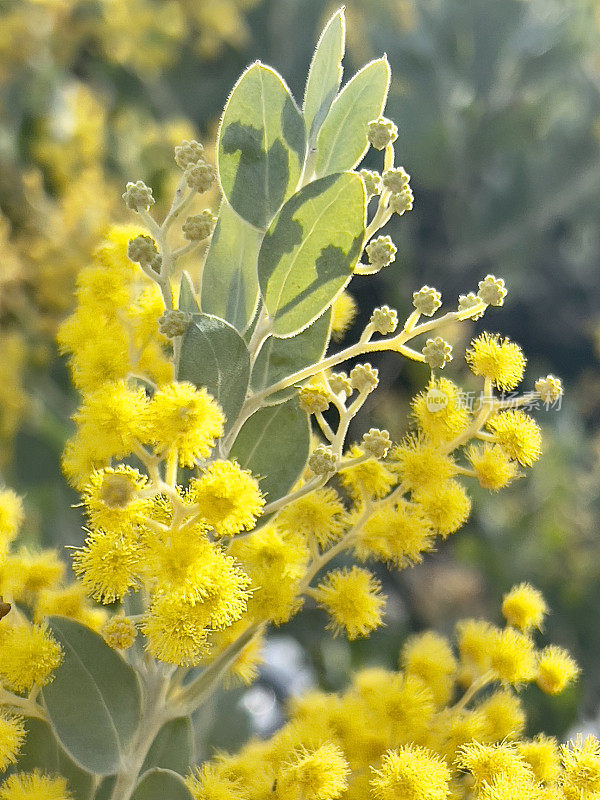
382;167;410;193
174;139;205;170
458;292;485;320
368;117;398;150
182;210;216;241
185;161;217;193
101;615;137;650
535;375;563;405
359;169;382;198
422;337;452;369
478;275;507;307
308;445;338;476
370;305;398;335
329;372;352;396
361;428;392;459
122;180;155;212
127;235;161;271
159;310;192;338
365;235;397;271
413;286;441;317
299;387;330;414
389;187;414;216
349;364;379;393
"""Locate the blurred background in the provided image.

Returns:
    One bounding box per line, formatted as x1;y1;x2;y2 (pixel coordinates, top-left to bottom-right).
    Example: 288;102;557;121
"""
1;0;599;750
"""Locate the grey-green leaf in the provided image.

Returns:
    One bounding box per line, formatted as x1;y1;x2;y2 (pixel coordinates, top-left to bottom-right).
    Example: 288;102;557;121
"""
258;172;365;337
178;272;200;313
142;718;194;776
131;769;193;800
229;398;309;503
218;62;306;229
251;309;332;403
315;57;391;178
303;8;345;147
178;314;251;433
43;616;142;776
201;201;262;333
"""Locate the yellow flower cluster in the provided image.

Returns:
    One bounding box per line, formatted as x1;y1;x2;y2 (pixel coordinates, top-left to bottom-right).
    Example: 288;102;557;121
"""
188;589;583;800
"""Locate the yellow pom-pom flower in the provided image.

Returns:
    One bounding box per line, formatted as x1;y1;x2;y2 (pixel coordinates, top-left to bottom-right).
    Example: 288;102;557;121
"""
2;549;65;603
478;689;525;741
142;592;212;667
313;566;385;640
276;488;348;549
144;381;225;467
456;619;496;683
0;770;71;800
276;743;350;800
331;291;357;342
560;736;600;800
186;762;248;800
0;713;25;772
413;480;471;538
465;444;519;491
82;466;151;531
356;501;434;567
391;437;457;493
476;772;546;800
411;377;471;444
517;734;561;784
501;583;547;632
35;583;106;632
489;627;537;685
465;333;526;391
486;410;542;467
0;623;62;693
187;460;264;536
536;645;579;695
339;445;397;502
72;527;144;604
0;489;24;554
370;745;450;800
400;631;457;706
456;741;532;789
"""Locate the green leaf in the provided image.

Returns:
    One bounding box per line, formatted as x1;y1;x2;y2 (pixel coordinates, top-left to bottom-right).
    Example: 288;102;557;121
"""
178;314;251;434
258;172;365;337
315;57;391;178
229;397;309;503
251;310;332;403
178;272;200;313
131;769;193;800
142;718;194;776
217;62;306;229
201;201;262;333
303;8;345;147
11;718;93;800
43;616;142;776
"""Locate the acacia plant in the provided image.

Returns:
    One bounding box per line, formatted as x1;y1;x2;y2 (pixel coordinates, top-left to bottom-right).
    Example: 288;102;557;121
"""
0;10;594;800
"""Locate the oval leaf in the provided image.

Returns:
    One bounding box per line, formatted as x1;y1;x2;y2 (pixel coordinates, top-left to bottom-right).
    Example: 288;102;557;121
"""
258;172;365;337
178;314;251;434
229;397;310;503
218;62;306;229
43;616;142;776
303;8;345;147
142;717;194;776
201;201;262;333
178;272;200;313
132;769;193;800
315;57;391;178
251;309;332;403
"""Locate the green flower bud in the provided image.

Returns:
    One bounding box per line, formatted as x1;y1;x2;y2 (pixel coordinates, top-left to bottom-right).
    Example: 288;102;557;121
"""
368;117;398;150
329;372;352;396
422;337;452;369
389;186;414;216
299;387;331;414
370;305;398;335
412;286;441;317
535;375;563;404
382;167;410;193
185;160;217;193
308;445;338;476
361;428;392;459
182;210;217;241
122;180;155;212
127;235;161;271
359;169;383;198
365;235;397;271
350;364;379;393
477;274;507;307
174;139;205;170
458;292;485;320
159;310;192;338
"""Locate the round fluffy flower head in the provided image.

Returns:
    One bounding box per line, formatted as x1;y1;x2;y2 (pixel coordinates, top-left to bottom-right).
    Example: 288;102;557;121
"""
0;623;62;693
465;333;526;391
488;627;537;685
411;378;471;444
391;436;457;493
0;713;25;772
536;645;579;695
0;770;71;800
456;619;496;682
314;566;385;640
187;460;264;537
186;762;248;800
339;444;396;502
3;549;65;602
486;410;542;467
456;741;532;789
73;527;143;604
413;480;471;538
144;381;225;467
276;743;350;800
82;466;150;531
465;444;519;490
561;736;600;800
502;583;547;632
478;688;525;741
331;291;357;341
143;592;211;666
356;501;434;567
370;745;450;800
517;735;561;784
276;488;347;549
476;772;547;800
401;631;457;706
0;489;24;551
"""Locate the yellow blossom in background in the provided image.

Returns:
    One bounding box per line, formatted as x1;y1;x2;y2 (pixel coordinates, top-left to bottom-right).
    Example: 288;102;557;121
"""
330;291;357;342
477;689;526;741
276;488;348;549
0;489;24;555
536;645;580;695
489;627;537;685
313;566;385;639
0;622;62;693
401;631;458;706
465;444;519;491
0;713;25;772
502;583;547;632
1;549;65;603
